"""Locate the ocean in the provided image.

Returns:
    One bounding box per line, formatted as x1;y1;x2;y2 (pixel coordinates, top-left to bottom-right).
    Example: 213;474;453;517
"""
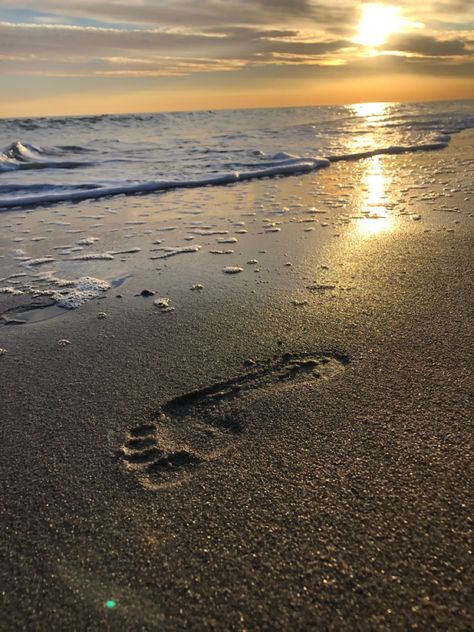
0;99;473;314
1;100;473;209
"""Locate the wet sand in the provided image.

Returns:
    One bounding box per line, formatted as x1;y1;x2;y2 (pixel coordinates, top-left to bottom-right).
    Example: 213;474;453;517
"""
1;131;473;630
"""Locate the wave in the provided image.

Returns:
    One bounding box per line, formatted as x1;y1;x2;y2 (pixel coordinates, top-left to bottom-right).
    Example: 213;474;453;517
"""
0;141;93;172
0;116;470;209
55;144;93;153
0;182;101;195
0;155;330;209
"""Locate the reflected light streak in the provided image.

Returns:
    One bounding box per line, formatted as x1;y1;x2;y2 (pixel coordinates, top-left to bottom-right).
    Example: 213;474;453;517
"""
344;102;390;153
342;103;395;236
356;156;394;236
350;102;389;118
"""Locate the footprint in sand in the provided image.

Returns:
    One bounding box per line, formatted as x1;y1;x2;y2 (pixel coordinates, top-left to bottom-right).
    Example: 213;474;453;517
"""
119;352;349;490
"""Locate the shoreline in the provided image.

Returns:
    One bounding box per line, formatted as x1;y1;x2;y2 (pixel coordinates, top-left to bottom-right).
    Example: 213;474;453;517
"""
0;136;457;210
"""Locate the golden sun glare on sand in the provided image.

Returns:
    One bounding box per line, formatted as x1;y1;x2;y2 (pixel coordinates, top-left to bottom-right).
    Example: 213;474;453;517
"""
352;3;404;47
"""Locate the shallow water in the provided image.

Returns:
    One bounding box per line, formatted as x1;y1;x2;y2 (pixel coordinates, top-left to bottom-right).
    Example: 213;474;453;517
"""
1;100;473;208
0;104;472;318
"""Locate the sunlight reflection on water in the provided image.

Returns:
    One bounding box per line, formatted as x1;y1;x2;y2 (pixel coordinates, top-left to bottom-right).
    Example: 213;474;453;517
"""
349;102;390;119
356;155;394;237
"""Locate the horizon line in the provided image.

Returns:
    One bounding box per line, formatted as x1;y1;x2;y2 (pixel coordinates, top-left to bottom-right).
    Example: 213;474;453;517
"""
1;95;473;122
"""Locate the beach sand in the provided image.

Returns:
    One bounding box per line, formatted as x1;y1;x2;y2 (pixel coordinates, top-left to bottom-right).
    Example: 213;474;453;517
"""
1;131;473;630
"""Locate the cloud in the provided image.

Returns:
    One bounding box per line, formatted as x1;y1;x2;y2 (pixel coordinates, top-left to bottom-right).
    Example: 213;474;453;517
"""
0;21;351;76
1;0;352;29
432;0;474;15
0;2;472;84
383;33;472;57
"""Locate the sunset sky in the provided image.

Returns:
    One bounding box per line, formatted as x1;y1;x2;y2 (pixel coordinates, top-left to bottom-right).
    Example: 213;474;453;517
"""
0;0;473;117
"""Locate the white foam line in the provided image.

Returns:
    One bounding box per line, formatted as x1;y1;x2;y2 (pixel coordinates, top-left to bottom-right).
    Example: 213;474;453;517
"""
0;159;330;209
150;245;202;259
0;137;458;211
328;142;449;162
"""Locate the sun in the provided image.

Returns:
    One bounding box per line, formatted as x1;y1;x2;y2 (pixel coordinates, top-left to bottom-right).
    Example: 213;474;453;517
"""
352;4;404;47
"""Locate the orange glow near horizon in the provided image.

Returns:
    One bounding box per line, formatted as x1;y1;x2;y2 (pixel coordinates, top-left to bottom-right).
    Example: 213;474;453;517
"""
0;76;472;119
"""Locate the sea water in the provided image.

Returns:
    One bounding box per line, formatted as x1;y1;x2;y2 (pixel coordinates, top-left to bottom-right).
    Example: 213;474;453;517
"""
0;100;473;311
1;100;473;209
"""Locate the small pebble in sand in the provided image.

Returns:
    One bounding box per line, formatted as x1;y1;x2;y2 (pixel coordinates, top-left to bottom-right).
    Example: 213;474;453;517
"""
140;289;155;297
154;297;175;312
190;284;204;291
58;339;70;347
98;312;107;319
244;358;256;367
284;262;292;267
411;214;422;221
223;266;243;274
0;348;7;356
247;259;258;265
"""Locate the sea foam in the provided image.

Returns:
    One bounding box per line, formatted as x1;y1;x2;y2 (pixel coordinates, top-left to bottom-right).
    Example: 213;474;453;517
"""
0;102;472;210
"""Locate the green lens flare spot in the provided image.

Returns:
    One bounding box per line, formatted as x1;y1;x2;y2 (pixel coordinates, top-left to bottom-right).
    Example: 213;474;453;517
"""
105;600;116;609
